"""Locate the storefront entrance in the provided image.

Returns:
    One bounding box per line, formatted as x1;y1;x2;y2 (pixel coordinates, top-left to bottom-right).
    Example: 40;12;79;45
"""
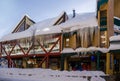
67;55;106;72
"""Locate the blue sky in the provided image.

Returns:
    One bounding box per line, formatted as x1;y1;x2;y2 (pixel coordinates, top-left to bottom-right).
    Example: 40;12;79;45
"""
0;0;96;38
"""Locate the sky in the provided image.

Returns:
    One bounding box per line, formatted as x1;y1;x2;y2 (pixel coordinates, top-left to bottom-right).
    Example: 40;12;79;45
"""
0;0;97;38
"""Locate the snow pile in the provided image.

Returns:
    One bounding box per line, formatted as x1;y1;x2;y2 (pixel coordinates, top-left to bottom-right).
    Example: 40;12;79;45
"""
0;68;106;81
0;58;8;68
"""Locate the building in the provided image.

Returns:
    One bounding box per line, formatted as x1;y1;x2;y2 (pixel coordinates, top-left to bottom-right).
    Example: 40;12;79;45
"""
0;0;120;75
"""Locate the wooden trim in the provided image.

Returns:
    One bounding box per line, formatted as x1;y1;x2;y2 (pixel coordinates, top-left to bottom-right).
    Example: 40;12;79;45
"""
37;40;48;54
17;43;26;55
12;15;35;33
9;43;16;55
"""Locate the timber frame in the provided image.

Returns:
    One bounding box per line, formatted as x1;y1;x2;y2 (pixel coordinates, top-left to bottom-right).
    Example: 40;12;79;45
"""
0;12;67;68
0;35;62;68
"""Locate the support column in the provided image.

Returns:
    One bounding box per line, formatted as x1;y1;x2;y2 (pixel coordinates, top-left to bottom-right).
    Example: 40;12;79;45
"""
107;0;114;47
97;52;100;70
42;61;46;68
60;54;64;71
64;57;68;70
106;53;114;75
46;55;49;68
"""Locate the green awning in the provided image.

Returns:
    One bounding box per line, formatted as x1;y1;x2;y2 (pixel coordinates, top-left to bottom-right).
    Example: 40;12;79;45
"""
114;18;120;26
97;0;108;10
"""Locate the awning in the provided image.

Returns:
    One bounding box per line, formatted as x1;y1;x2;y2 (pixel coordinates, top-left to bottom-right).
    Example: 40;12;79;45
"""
97;0;108;10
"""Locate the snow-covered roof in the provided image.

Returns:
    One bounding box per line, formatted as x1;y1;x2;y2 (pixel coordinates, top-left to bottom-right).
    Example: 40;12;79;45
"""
60;13;98;32
0;12;65;42
0;12;98;42
0;30;33;42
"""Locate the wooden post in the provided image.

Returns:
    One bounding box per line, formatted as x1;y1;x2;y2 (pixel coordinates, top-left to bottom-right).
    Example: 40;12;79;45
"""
106;53;114;74
97;52;100;70
97;11;101;47
46;55;49;68
64;57;68;70
60;54;64;71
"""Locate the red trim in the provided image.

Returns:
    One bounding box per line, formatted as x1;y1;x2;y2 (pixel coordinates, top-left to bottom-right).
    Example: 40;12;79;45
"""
9;43;16;55
26;44;34;55
17;43;26;55
0;35;62;68
37;40;47;54
1;45;9;56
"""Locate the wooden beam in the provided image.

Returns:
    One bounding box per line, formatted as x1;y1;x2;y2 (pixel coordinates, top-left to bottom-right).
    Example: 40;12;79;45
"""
48;36;61;53
26;44;34;55
37;40;48;54
17;43;26;55
9;43;16;55
107;0;114;47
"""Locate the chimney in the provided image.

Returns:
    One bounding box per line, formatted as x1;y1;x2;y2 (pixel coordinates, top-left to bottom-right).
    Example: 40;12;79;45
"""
73;9;75;18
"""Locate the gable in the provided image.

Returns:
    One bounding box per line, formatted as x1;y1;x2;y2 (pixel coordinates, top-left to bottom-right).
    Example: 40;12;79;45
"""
53;12;68;25
12;15;35;33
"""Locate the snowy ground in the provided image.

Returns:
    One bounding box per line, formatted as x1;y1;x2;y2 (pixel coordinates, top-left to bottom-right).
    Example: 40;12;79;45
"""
0;68;106;81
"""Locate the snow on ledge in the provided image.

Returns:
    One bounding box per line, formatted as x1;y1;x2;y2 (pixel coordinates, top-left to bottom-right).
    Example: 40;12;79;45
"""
110;35;120;41
109;44;120;50
114;16;120;21
75;47;109;53
61;47;109;54
61;48;75;53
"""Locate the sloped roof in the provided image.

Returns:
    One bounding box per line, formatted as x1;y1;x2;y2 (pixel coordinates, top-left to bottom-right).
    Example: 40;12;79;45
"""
12;15;35;33
60;13;97;32
0;12;98;42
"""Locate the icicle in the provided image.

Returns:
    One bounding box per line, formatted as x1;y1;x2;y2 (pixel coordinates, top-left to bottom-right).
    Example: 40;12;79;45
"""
94;27;98;46
80;28;85;47
90;27;95;45
77;29;81;46
84;27;90;47
87;27;91;47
